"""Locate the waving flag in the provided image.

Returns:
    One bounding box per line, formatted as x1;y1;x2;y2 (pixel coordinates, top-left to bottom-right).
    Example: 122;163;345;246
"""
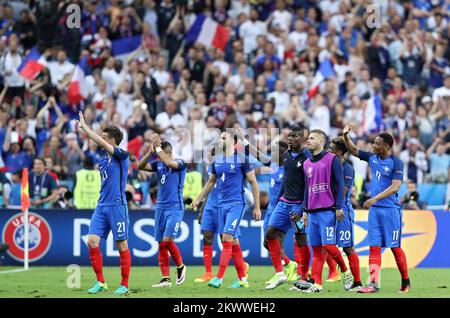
111;36;141;61
186;15;230;51
68;57;90;105
17;47;47;81
307;58;335;99
21;168;30;212
363;94;383;134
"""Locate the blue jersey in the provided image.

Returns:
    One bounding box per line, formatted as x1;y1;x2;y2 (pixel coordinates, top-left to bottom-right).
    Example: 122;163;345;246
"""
342;160;355;212
98;147;129;206
211;153;254;205
151;159;187;209
359;151;404;208
268;163;284;208
205;164;219;208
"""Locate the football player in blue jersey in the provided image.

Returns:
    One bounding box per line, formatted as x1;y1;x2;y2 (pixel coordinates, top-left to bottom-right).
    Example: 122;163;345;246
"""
329;137;362;291
194;143;250;284
77;111;131;295
343;124;410;293
240;136;299;283
191;130;261;289
137;133;187;288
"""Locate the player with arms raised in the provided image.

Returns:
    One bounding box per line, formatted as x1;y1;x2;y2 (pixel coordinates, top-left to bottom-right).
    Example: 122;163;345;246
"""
77;111;131;295
343;124;410;293
138;133;187;287
192;130;261;289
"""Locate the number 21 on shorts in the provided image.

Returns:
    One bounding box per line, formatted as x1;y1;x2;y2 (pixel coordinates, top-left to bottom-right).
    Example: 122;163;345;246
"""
117;222;125;233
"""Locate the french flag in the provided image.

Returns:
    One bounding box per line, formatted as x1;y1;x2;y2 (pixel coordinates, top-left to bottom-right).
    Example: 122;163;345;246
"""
186;15;230;51
307;58;335;99
68;57;90;105
111;36;141;61
17;47;47;81
363;94;383;134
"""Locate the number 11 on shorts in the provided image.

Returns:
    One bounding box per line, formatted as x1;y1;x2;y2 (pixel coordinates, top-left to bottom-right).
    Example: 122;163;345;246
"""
393;230;399;241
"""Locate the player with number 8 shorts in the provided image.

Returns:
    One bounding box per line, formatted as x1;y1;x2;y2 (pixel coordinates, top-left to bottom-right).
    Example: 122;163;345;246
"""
138;133;187;288
77;111;131;295
343;124;410;293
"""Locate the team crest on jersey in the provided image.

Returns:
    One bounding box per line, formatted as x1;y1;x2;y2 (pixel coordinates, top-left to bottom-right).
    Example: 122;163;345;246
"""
384;166;390;172
1;212;52;262
230;164;235;170
296;161;302;168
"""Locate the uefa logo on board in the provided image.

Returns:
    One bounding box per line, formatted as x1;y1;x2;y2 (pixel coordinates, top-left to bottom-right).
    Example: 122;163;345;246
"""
1;212;52;262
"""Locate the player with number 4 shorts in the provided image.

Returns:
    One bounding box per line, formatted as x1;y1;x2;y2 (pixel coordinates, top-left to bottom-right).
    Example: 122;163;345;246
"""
343;124;410;293
195;144;250;285
192;130;261;289
77;111;131;295
138;133;187;288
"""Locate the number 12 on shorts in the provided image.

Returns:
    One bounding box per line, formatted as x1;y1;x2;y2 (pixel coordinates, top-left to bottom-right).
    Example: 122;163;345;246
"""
326;227;334;239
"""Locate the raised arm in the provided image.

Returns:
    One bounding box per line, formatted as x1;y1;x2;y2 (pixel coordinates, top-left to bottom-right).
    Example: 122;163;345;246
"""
151;133;180;169
137;144;155;172
426;137;440;159
36;98;52;129
236;130;271;166
343;124;360;157
77;111;114;155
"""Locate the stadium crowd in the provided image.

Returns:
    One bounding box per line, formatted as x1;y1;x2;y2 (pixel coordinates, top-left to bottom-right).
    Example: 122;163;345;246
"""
0;0;449;210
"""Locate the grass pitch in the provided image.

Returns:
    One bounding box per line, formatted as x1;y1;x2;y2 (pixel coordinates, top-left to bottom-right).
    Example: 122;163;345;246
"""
0;266;449;298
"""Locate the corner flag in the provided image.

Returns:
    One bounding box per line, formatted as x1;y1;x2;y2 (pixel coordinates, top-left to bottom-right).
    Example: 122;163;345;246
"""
21;168;30;212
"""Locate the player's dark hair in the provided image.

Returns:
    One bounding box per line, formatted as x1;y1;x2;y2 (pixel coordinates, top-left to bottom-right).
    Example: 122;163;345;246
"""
331;137;347;155
161;141;172;151
83;156;94;169
291;125;304;133
378;132;394;148
103;125;123;145
277;141;289;154
310;129;328;145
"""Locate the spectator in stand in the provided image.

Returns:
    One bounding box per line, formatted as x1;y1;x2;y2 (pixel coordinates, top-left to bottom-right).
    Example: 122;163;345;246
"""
1;35;25;101
399;138;428;184
154;98;186;136
267;80;290;116
2;120;33;172
7;169;21;207
47;50;75;87
426;137;450;183
28;157;57;208
13;8;36;50
400;180;426;210
0;170;11;208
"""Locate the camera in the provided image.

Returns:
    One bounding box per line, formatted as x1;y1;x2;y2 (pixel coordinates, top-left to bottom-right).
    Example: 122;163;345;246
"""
408;191;419;205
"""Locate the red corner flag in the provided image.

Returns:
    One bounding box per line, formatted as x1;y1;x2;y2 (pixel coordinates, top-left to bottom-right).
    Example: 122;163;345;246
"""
21;168;30;212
